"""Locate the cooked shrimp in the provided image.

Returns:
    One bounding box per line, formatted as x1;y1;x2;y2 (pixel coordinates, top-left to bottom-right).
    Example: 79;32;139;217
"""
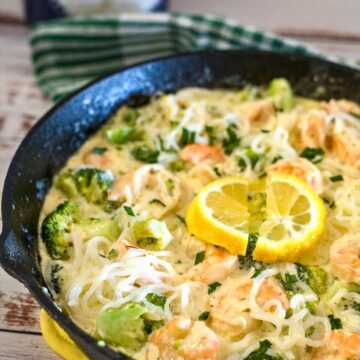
267;157;324;193
109;165;182;218
209;276;289;340
310;330;360;360
330;234;360;283
179;144;225;165
184;246;238;284
299;110;327;150
84;152;112;171
321;99;360;115
147;317;222;360
327;130;360;166
239;99;275;124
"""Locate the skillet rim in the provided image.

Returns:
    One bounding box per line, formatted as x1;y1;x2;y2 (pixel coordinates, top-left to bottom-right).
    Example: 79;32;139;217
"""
0;48;359;359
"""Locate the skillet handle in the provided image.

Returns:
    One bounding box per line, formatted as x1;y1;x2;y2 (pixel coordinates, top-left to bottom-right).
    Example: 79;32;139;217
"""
0;229;33;281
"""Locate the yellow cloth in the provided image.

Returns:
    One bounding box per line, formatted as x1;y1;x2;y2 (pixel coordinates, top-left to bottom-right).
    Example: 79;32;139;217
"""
40;309;88;360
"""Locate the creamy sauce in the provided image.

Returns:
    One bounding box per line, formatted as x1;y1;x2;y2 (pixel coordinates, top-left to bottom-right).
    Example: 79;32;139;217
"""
39;86;360;359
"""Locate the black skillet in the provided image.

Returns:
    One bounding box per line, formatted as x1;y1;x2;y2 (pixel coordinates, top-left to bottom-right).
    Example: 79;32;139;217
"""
1;50;360;359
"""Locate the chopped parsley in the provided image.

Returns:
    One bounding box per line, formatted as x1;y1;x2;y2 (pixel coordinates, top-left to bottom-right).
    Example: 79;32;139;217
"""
350;112;360;119
198;311;210;321
205;125;214;133
181;128;196;146
300;147;325;163
271;155;283;164
123;205;135;216
175;214;186;225
131;145;159;163
244;339;284;360
213;166;221;177
107;249;118;260
208;282;222;294
328;314;342;330
261;129;270;133
252;264;266;278
238;233;259;269
222;124;240;154
146;293;166;309
238;148;260;171
352;302;360;312
322;197;335;209
91;146;107;155
149;199;166;207
195;251;205;265
330;175;343;182
282;273;298;292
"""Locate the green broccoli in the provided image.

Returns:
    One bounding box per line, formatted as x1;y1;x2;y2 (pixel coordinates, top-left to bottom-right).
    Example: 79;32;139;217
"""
56;168;113;204
132;219;172;250
41;201;79;260
296;263;328;295
96;303;148;350
41;201;121;260
106;126;143;145
268;78;294;111
131;145;159;163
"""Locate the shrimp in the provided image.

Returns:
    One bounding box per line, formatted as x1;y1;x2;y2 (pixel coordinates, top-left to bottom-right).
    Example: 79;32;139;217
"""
179;144;225;165
299;110;327;150
327;130;360;166
298;109;360;166
84;152;113;171
267;157;324;193
330;234;360;283
321;99;360;115
239;99;275;124
310;330;360;360
147;317;222;360
209;276;289;340
183;246;238;285
108;165;182;218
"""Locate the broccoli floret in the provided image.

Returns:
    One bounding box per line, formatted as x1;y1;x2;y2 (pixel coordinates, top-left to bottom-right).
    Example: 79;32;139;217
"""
41;201;121;260
268;78;294;111
131;145;159;163
41;201;79;260
96;303;148;350
56;168;113;204
296;264;328;295
106;126;143;145
132;219;172;250
73;217;121;241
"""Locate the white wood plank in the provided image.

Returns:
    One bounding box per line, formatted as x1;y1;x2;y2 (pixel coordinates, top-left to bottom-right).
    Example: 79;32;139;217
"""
0;267;42;333
0;331;60;360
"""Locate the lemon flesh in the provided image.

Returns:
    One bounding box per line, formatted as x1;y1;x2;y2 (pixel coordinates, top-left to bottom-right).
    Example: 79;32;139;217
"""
185;174;326;263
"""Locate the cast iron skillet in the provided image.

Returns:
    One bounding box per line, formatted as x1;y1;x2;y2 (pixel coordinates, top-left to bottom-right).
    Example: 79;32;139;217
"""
1;50;360;359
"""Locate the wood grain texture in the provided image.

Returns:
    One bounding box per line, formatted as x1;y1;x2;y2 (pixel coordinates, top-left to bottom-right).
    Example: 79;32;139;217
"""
0;331;60;360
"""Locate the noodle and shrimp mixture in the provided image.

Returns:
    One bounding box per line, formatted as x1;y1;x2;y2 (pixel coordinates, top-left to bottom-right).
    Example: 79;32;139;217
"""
39;79;360;359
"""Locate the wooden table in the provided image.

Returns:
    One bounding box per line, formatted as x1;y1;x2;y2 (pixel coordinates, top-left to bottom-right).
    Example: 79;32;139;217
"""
0;18;359;359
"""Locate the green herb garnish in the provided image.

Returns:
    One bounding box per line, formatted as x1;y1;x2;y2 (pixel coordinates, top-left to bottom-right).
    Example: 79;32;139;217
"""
195;251;205;265
123;205;135;216
198;311;210;321
145;293;166;309
300;147;325;163
208;282;221;294
328;315;342;329
330;175;343;182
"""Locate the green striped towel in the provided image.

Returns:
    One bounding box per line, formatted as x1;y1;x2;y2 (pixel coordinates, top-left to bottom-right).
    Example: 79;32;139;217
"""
31;12;358;101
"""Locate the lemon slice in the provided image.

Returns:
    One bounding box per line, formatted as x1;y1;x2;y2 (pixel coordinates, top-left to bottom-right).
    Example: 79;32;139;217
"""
185;173;326;263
